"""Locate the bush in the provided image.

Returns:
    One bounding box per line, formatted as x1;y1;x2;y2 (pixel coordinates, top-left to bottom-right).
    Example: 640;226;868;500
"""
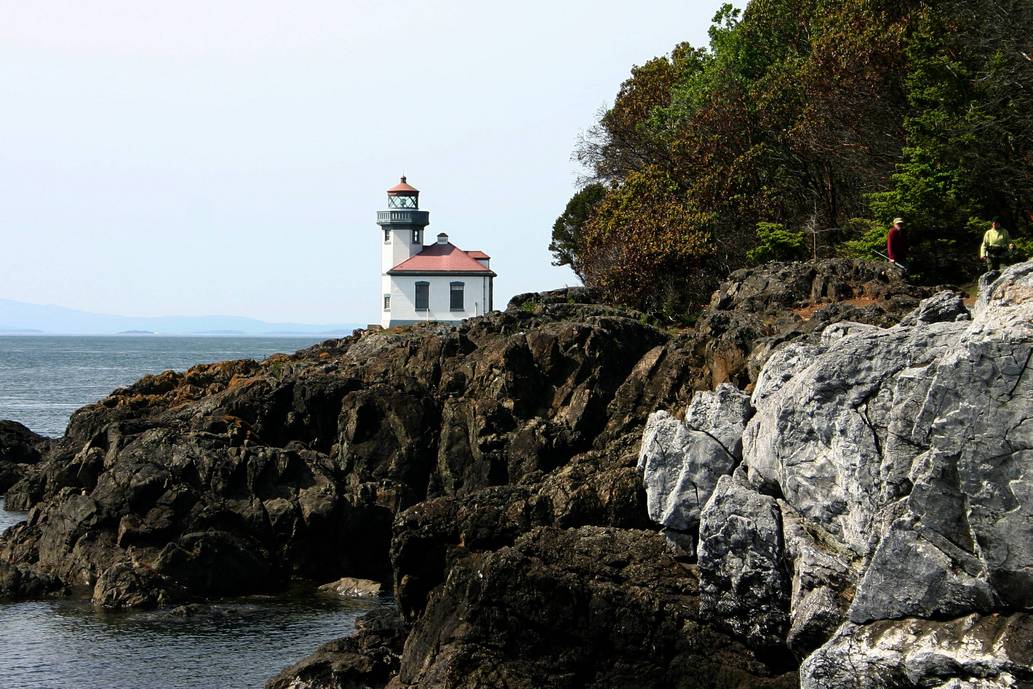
836;219;886;260
746;223;807;264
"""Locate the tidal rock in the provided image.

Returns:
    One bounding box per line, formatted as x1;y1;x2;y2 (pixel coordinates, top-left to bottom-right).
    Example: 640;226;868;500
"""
265;606;405;689
0;561;62;598
0;299;673;607
0;420;49;494
318;577;383;598
638;384;752;555
92;559;181;609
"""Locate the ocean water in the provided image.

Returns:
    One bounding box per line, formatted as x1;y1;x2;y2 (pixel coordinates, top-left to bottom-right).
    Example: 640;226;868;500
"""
0;336;381;689
0;335;332;437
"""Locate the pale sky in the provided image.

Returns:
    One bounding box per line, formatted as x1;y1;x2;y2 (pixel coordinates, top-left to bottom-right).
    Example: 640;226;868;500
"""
0;1;728;324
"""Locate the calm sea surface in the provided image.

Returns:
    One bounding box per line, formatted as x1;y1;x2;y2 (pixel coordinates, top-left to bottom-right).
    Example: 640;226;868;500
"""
0;335;380;689
0;335;336;438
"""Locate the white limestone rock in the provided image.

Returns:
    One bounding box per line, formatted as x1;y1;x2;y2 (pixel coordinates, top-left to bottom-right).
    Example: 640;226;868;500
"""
781;504;856;654
801;614;1033;689
679;262;1033;683
897;289;970;327
697;471;789;650
638;384;752;553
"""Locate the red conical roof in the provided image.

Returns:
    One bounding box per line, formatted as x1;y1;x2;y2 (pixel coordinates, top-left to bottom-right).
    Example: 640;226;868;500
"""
387;175;419;194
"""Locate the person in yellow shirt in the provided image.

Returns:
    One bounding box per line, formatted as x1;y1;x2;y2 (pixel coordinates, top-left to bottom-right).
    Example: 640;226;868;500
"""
980;217;1015;271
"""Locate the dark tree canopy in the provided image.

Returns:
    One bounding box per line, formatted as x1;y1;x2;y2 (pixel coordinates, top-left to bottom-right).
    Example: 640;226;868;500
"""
558;0;1033;314
549;183;606;278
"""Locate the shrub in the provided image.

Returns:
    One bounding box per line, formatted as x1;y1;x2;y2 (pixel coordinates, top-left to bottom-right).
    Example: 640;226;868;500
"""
746;223;807;264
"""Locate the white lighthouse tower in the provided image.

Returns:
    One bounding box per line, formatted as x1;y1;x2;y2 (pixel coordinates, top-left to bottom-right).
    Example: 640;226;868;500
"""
377;176;495;328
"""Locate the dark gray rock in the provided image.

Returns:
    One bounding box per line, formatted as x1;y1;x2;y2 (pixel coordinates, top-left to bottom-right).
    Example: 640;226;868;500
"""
0;420;50;494
265;606;405;689
396;526;797;689
698;472;790;652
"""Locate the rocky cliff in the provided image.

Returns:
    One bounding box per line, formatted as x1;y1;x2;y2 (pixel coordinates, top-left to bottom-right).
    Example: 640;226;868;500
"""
641;261;1033;688
0;259;963;687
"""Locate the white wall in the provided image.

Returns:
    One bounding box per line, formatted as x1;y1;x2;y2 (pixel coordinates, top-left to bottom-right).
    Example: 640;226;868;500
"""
381;226;423;275
381;274;491;327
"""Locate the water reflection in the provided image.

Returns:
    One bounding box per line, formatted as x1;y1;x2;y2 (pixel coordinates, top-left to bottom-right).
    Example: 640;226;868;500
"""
0;512;384;689
0;496;27;533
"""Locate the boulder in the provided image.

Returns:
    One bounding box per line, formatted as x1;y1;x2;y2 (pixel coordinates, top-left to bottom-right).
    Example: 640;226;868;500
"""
639;262;1033;685
638;383;752;555
0;420;50;494
265;606;406;689
669;262;1033;682
318;577;384;598
698;472;790;653
396;526;797;689
0;561;62;599
801;614;1033;689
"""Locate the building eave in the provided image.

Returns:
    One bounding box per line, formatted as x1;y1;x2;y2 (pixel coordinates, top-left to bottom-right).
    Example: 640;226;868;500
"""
388;270;499;278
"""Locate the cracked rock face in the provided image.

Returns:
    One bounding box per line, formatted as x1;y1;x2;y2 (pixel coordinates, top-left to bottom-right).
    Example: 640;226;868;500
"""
698;471;789;652
645;261;1033;685
638;384;752;555
801;614;1033;689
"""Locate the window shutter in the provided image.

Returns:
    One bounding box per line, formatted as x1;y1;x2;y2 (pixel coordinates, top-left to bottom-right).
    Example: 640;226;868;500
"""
415;282;429;311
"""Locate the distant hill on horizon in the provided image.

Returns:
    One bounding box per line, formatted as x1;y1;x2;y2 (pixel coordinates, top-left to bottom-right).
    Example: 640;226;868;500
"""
0;299;362;337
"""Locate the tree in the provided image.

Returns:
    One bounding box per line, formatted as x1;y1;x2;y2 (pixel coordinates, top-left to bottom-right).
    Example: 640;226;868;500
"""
549;183;606;278
551;0;1033;316
577;166;713;315
869;0;1033;279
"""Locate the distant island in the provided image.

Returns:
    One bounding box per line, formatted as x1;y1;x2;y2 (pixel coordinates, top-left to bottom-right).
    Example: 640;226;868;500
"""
0;299;361;337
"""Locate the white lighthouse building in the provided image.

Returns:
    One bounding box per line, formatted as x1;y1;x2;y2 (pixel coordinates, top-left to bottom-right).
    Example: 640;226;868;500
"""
378;176;496;328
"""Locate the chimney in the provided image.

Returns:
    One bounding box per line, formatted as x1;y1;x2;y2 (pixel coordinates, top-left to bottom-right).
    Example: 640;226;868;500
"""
437;233;449;244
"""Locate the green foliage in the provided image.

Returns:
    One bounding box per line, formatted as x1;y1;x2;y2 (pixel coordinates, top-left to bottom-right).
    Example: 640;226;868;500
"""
549;183;606;277
837;219;888;260
578;166;714;315
1012;236;1033;262
555;0;1033;315
746;222;807;263
868;0;1033;281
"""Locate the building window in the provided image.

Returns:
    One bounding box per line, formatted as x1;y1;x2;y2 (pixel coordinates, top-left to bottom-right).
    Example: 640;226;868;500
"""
388;195;417;209
450;282;464;311
411;229;422;244
383;294;391;311
415;282;429;311
384;228;390;244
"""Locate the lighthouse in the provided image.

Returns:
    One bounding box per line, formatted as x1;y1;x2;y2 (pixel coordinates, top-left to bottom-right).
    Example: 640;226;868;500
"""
378;176;495;328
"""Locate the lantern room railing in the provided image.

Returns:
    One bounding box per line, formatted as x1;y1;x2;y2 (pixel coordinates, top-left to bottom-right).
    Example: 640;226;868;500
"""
377;210;430;226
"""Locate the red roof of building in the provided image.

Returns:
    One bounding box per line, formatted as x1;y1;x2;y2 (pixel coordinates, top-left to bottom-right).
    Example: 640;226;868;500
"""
387;176;419;194
389;242;496;275
466;250;490;260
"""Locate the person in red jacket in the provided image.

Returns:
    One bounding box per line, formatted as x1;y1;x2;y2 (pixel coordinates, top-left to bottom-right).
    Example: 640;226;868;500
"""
886;217;907;269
